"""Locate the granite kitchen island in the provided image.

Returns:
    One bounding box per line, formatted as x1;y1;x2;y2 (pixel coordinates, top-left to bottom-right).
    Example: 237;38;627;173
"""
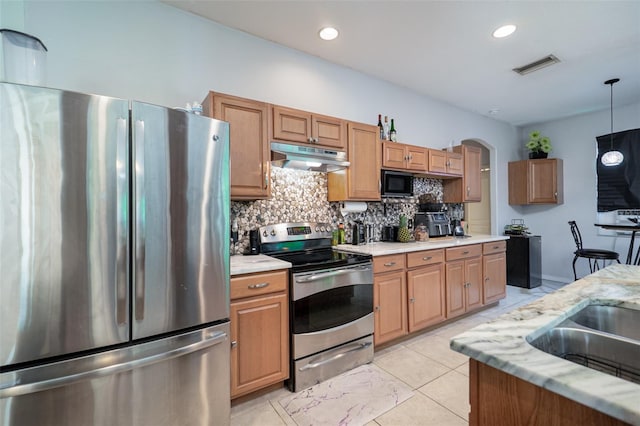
451;264;640;425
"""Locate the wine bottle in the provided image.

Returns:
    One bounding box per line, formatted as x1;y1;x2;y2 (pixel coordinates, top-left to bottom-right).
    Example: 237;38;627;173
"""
383;116;389;140
377;114;384;140
389;118;397;142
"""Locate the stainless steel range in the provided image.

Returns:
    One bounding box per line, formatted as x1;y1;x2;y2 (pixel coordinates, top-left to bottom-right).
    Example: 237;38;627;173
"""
259;222;374;392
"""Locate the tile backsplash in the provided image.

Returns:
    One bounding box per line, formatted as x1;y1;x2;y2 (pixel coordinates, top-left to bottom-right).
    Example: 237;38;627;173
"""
231;168;460;253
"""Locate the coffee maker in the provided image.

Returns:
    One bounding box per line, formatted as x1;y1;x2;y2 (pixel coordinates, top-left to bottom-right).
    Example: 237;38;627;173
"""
415;212;451;237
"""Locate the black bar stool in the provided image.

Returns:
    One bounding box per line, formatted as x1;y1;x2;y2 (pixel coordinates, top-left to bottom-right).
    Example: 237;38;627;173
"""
569;221;620;280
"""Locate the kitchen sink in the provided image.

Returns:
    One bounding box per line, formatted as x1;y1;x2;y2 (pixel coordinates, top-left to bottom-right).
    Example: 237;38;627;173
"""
568;305;640;341
527;304;640;384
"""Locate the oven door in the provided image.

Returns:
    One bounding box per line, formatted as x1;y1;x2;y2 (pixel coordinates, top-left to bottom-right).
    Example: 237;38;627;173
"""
291;262;373;359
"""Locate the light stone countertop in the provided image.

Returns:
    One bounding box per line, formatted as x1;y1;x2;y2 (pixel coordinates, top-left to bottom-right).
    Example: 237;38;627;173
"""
230;254;292;276
335;234;509;256
450;264;640;424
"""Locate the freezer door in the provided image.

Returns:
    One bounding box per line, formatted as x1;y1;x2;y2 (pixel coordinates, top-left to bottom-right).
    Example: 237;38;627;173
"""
0;82;130;367
131;102;230;339
0;322;231;426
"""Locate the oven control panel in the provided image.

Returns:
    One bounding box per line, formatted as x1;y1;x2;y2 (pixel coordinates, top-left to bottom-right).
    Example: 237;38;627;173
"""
259;222;332;244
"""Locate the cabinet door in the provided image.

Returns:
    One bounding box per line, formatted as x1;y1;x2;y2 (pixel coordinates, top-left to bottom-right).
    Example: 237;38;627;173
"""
529;159;561;203
374;271;407;346
312;113;346;150
382;142;407;169
230;293;289;398
328;122;381;201
446;152;464;176
407;264;445;332
445;260;466;319
464;145;482;201
206;92;270;199
406;146;428;171
443;145;482;203
465;257;484;311
483;252;506;304
428;149;448;174
272;105;312;144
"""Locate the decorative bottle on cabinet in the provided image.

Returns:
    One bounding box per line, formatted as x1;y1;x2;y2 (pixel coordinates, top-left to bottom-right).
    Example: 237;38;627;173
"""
389;119;397;142
377;114;384;140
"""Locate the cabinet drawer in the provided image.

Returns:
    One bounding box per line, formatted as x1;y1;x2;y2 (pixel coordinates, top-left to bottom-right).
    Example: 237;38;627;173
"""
231;270;288;300
446;244;482;261
483;240;506;255
406;249;444;268
373;254;406;273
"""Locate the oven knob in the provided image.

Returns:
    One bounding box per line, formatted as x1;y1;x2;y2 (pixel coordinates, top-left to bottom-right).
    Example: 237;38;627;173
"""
262;230;268;238
270;229;276;236
315;226;320;232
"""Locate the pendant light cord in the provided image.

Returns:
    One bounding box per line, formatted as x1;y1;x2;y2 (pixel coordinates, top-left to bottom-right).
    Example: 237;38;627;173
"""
605;78;620;150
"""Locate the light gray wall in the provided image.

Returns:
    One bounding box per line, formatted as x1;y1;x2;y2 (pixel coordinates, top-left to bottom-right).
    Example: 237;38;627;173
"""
521;102;640;282
19;0;625;283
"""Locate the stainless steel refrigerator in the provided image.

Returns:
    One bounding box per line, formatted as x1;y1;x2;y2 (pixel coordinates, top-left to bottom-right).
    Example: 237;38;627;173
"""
0;82;231;425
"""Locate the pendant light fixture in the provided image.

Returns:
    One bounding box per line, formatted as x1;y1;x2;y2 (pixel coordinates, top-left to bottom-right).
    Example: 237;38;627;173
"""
601;78;623;167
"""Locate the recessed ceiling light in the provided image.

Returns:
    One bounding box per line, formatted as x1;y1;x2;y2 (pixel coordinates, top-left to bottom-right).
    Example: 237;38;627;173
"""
319;27;339;41
492;24;516;38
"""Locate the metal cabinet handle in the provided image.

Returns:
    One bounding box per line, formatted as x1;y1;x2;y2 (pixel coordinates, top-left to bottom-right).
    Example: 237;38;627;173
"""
409;297;415;303
384;262;396;267
422;256;432;261
485;277;490;281
248;282;269;289
467;187;470;196
462;251;469;255
264;172;269;189
231;340;237;348
375;306;380;312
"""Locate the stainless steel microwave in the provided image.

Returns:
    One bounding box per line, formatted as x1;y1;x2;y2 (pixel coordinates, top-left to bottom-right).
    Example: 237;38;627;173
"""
381;170;414;197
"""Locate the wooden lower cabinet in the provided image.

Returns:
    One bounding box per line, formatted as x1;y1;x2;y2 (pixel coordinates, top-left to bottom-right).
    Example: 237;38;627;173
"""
373;269;408;345
230;271;289;399
469;360;627;426
445;255;483;319
482;241;507;305
373;242;506;346
407;263;446;331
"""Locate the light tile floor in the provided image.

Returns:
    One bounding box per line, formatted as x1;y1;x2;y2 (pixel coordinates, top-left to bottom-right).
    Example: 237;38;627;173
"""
230;280;568;426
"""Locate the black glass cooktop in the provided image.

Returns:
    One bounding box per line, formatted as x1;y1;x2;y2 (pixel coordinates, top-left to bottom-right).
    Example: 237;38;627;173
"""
268;248;371;272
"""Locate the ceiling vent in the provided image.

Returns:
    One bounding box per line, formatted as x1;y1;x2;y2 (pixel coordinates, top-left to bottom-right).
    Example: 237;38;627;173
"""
513;54;561;75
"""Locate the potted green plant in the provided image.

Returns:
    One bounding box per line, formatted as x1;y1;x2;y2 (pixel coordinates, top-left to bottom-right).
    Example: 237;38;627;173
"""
526;131;552;159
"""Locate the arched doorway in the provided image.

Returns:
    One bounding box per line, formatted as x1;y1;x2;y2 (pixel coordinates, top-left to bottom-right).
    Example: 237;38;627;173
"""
461;139;492;235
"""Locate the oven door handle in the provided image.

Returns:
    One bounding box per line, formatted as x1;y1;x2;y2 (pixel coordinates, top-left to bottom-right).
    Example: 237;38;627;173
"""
298;341;373;371
296;265;372;283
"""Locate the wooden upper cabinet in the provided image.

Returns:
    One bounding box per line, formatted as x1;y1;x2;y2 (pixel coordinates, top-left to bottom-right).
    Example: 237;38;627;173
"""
443;145;482;203
327;122;381;201
427;149;462;176
202;92;270;200
381;142;428;172
272;105;346;150
508;159;564;205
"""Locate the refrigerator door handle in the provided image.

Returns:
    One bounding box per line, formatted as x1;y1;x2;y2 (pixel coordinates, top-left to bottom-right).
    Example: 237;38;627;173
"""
134;119;146;321
0;330;228;398
116;117;129;325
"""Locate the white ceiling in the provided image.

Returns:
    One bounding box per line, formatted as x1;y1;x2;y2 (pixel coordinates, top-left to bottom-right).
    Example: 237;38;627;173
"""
162;0;640;127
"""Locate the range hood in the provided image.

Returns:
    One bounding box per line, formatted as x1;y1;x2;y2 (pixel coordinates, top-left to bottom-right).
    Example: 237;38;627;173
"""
271;141;349;172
